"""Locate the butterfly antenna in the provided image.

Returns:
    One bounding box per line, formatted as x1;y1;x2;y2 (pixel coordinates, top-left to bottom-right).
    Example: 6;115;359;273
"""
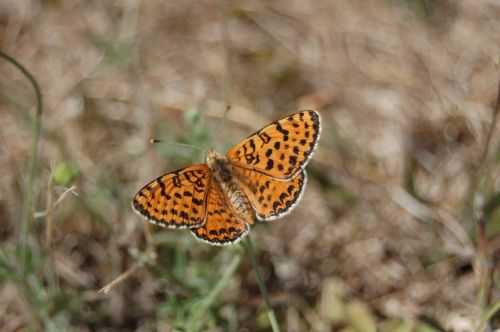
212;105;231;150
149;139;204;152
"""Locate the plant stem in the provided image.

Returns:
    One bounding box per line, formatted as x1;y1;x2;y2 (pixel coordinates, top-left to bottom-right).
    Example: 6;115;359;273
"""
481;300;500;326
0;51;43;279
243;236;281;332
478;71;500;168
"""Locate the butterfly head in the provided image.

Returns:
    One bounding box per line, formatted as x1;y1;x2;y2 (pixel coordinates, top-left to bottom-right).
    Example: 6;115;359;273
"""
206;149;232;177
206;150;224;167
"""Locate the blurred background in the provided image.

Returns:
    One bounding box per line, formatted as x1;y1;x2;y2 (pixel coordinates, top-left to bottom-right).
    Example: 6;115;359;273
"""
1;0;499;331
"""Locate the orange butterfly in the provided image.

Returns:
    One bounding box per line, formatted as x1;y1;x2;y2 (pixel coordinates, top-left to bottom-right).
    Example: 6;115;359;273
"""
132;110;321;246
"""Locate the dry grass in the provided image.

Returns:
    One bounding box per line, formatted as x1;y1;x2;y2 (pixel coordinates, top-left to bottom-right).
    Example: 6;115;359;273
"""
0;0;499;331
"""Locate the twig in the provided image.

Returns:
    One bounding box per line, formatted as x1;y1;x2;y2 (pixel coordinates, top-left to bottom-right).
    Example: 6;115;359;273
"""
43;172;59;292
478;71;500;169
474;195;487;261
0;51;44;279
473;195;495;332
44;174;54;247
98;249;156;294
242;236;281;332
98;263;142;294
34;185;77;219
484;251;497;318
142;221;155;253
470;68;500;332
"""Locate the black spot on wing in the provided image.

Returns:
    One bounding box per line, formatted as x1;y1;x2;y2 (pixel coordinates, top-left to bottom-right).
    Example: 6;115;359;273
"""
265;159;274;170
275;122;289;136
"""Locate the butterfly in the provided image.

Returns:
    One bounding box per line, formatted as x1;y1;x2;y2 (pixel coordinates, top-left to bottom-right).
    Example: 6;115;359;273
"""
132;110;321;246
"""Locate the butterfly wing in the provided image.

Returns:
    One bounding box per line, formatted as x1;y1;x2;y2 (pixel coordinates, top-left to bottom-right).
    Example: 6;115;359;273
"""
232;167;307;221
191;181;249;245
132;165;211;228
226;110;321;180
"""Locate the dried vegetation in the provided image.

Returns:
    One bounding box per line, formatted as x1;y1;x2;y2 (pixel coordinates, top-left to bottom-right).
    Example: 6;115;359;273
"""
0;0;499;331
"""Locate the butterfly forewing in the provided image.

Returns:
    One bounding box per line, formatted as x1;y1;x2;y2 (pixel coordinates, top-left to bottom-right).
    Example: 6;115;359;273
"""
191;182;249;245
232;167;307;221
226;110;321;179
132;164;210;228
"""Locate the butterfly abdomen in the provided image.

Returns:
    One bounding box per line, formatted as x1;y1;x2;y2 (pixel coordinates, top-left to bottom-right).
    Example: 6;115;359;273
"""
207;151;256;225
225;183;255;225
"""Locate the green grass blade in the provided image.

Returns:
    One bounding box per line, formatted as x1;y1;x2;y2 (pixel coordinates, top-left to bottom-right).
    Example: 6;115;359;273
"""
0;51;44;279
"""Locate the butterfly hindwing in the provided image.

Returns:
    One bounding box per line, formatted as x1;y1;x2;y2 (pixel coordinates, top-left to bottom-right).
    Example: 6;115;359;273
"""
232;167;307;221
226;110;321;179
191;181;249;245
132;164;210;228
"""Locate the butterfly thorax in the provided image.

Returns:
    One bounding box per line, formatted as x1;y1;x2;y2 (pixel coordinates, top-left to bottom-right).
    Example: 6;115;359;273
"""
206;151;256;225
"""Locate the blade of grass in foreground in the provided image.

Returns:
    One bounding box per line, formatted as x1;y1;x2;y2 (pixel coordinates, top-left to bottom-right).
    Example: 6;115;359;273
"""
187;254;242;332
0;51;43;279
243;236;281;332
